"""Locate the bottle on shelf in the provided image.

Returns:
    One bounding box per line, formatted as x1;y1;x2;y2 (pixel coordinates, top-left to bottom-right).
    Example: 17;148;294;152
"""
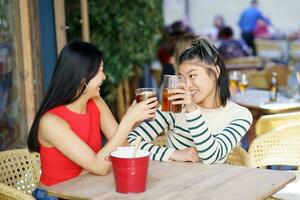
269;72;278;102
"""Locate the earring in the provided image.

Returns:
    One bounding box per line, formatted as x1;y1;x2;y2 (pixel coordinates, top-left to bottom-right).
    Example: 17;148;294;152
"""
84;82;88;89
82;82;88;94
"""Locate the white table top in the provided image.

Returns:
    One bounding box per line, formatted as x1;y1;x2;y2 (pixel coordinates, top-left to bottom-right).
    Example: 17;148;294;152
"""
232;89;300;114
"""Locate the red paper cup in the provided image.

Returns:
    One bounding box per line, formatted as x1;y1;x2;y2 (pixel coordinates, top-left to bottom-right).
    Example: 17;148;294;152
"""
110;147;150;193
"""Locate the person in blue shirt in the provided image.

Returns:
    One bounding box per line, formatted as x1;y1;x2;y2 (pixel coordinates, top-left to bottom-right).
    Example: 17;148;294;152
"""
238;0;271;55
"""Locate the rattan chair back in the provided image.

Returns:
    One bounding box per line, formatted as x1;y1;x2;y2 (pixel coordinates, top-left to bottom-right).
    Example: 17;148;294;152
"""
0;149;40;200
256;112;300;137
249;123;300;168
225;56;263;71
225;145;250;166
289;40;300;63
248;70;270;89
254;38;283;60
248;63;290;90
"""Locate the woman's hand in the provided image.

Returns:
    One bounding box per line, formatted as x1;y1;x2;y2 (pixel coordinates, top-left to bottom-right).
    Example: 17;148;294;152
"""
170;147;200;163
168;84;197;113
124;97;158;124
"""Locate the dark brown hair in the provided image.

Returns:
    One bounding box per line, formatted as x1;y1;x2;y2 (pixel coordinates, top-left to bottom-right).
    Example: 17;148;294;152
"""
179;37;231;106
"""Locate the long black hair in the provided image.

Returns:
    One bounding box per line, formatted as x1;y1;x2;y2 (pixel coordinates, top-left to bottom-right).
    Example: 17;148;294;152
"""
28;41;103;152
179;37;230;107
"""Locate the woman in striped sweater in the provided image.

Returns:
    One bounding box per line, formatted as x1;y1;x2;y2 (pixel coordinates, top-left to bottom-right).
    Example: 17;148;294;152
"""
128;37;252;164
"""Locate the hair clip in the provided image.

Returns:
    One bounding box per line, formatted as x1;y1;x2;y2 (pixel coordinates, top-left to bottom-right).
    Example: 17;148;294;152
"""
191;37;219;57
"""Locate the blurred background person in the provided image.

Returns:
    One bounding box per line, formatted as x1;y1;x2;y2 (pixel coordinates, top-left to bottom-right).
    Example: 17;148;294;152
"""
173;32;198;72
0;32;13;124
238;0;271;55
167;20;193;33
206;14;226;42
158;31;185;85
253;18;271;38
218;26;250;60
157;21;193;85
214;15;226;40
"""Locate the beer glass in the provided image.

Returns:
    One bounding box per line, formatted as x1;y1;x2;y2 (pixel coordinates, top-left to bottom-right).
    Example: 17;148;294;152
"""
229;70;241;89
238;74;249;93
161;75;184;113
135;88;157;103
135;88;157;121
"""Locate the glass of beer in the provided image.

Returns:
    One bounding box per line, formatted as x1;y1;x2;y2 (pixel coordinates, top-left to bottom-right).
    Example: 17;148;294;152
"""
135;88;157;103
161;75;184;113
135;88;157;121
229;70;241;89
238;74;249;93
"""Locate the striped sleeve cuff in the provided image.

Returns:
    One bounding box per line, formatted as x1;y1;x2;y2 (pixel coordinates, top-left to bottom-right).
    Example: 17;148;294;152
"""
138;141;176;162
160;148;175;162
149;146;175;162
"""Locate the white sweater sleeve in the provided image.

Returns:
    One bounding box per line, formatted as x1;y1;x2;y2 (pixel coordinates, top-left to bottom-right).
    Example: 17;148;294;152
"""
127;109;175;161
185;107;252;164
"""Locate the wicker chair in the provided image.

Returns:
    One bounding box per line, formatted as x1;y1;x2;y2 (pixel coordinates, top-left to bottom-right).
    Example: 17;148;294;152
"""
289;40;300;63
0;149;40;200
249;123;300;200
254;38;283;61
248;63;290;90
225;145;250;166
249;123;300;168
225;56;263;71
256;112;300;137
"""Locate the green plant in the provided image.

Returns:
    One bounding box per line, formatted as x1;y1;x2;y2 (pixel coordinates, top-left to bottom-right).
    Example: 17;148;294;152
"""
0;0;9;31
65;0;82;40
66;0;163;106
89;0;163;103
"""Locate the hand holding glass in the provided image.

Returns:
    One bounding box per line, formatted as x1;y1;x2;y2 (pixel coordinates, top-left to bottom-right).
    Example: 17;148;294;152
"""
161;75;185;113
135;88;157;103
135;88;157;120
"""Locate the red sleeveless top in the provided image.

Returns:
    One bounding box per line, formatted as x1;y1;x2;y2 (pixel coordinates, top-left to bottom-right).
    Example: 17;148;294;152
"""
40;100;101;186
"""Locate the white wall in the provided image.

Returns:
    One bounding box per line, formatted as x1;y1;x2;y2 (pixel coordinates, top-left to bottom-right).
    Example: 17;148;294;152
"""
163;0;300;38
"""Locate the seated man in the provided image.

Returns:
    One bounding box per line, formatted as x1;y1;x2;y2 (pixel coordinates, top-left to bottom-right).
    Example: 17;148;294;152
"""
218;26;250;60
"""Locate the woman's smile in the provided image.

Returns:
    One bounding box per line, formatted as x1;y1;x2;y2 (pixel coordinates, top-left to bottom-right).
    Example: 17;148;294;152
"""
189;88;199;97
98;82;103;88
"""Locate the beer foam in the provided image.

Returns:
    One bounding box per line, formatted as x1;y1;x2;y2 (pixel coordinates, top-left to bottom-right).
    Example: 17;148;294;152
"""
137;91;155;96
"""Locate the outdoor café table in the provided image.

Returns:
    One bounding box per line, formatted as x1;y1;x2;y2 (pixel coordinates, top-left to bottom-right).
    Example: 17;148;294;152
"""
232;89;300;144
232;89;300;115
44;161;295;200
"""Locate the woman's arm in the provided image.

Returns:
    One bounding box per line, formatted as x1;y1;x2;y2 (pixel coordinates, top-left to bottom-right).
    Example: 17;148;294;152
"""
93;97;118;141
128;108;175;161
39;97;158;176
185;108;252;164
